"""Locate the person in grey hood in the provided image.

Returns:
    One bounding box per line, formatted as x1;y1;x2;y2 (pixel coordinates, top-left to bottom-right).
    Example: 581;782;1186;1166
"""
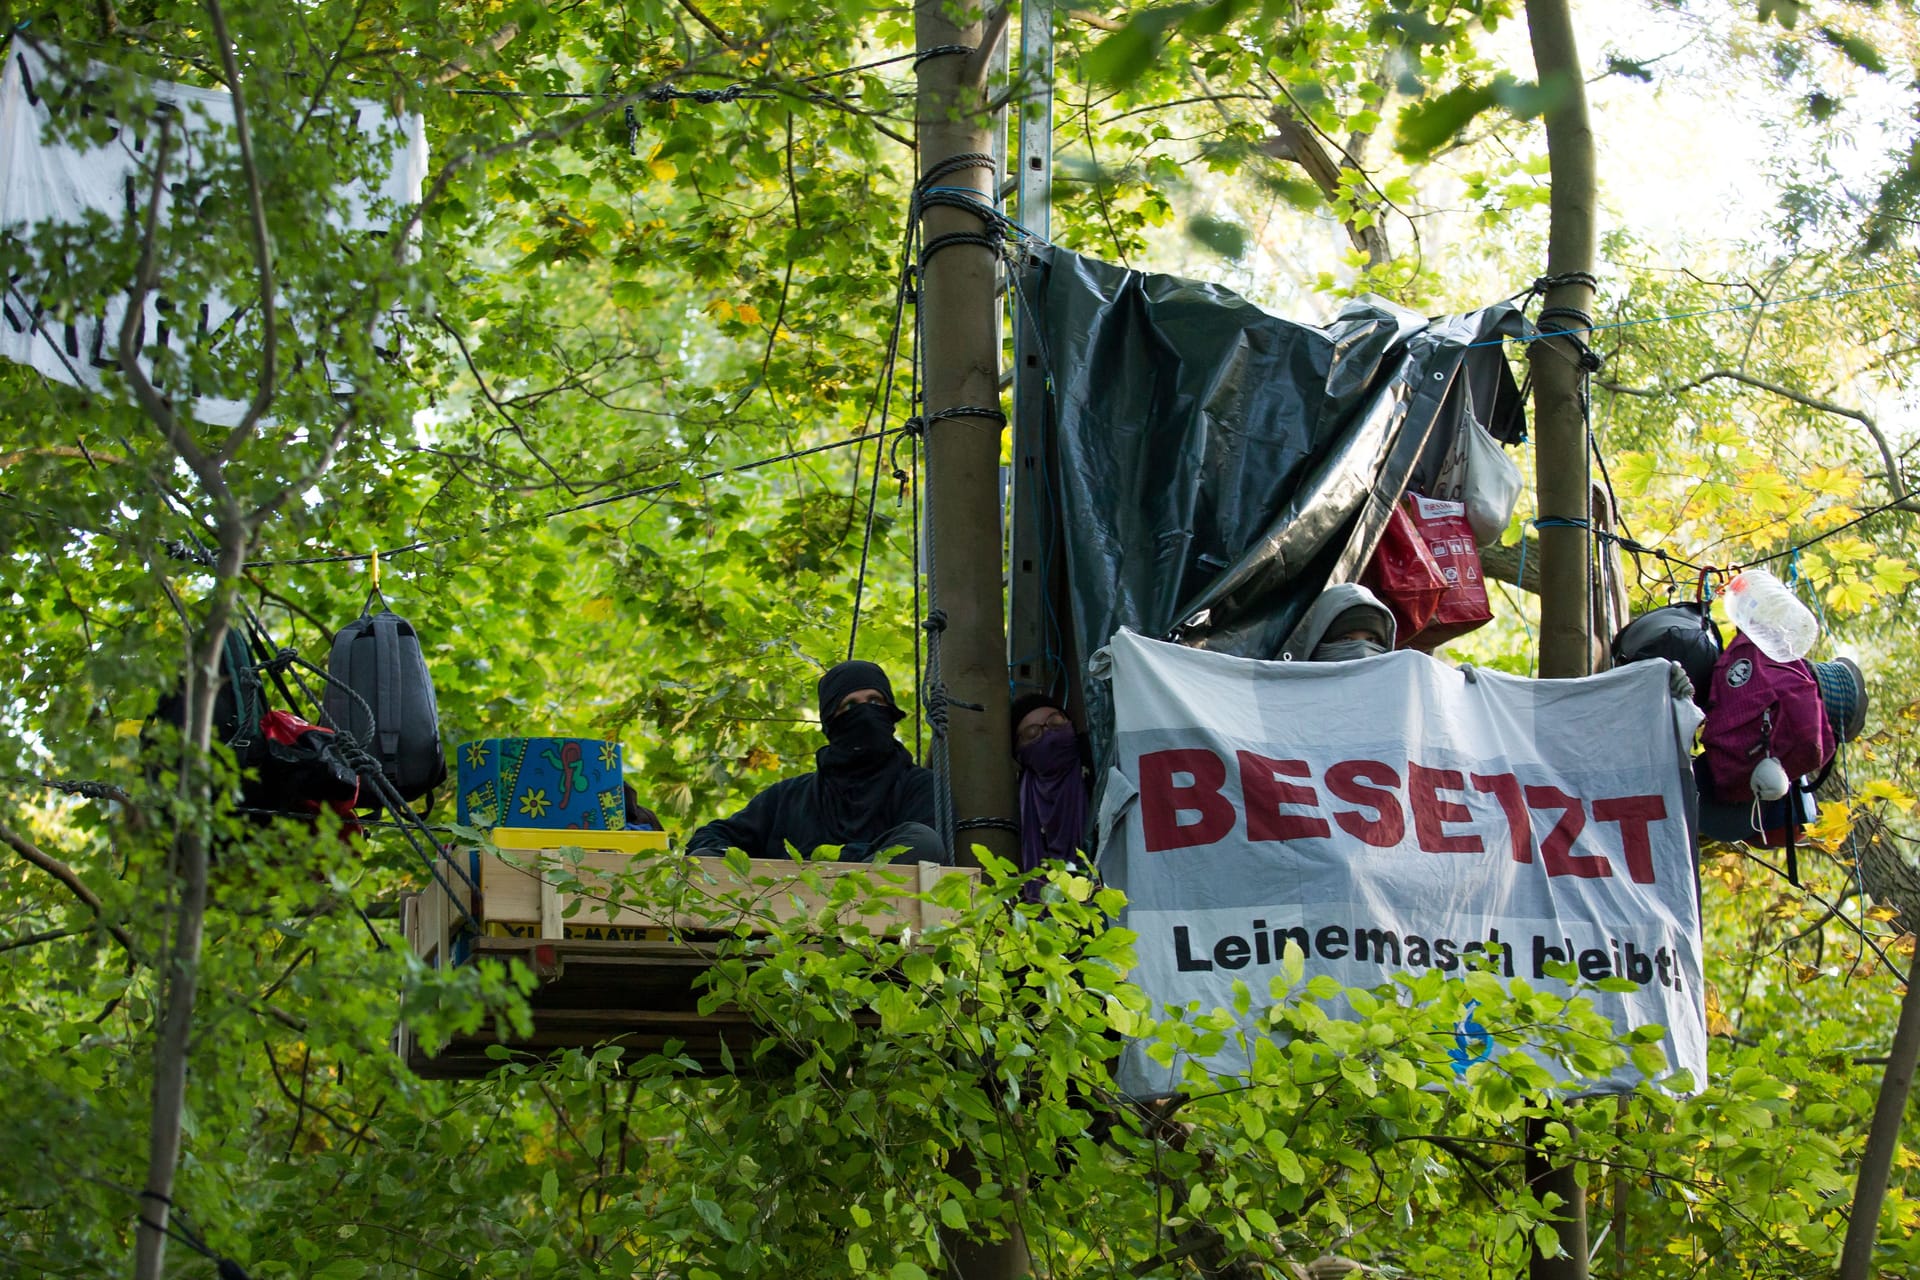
1276;582;1397;663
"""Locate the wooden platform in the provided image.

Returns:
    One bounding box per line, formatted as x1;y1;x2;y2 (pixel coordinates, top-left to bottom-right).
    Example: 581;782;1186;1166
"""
396;828;977;1078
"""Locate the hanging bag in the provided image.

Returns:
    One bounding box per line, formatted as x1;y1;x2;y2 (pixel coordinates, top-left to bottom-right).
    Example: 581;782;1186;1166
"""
324;606;447;808
1400;493;1493;649
1432;415;1523;547
1360;498;1448;644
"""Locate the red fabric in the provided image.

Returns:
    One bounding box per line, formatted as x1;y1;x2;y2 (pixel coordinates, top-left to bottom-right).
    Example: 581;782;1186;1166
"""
258;710;362;841
261;708;318;745
1401;493;1492;649
1360;500;1447;645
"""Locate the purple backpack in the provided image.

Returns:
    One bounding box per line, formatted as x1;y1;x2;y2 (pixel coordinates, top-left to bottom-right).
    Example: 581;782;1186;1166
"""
1699;632;1835;804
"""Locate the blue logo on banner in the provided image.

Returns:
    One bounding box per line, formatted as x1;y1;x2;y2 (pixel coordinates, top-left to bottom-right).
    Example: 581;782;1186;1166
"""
1449;999;1492;1075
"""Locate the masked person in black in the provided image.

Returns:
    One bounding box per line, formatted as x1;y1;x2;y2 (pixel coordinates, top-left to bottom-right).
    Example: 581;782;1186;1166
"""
686;660;949;863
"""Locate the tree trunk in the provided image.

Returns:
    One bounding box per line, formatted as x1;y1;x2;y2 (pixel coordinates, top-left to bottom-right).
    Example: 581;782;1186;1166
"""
916;4;1026;1277
1836;927;1920;1277
132;540;245;1280
915;0;1019;870
1524;0;1595;1276
1526;0;1596;684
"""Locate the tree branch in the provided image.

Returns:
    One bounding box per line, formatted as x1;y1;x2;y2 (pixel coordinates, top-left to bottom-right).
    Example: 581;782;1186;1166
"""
206;0;279;452
432;20;521;84
1260;105;1390;265
116;115;222;502
0;819;139;957
962;6;1011;90
674;0;733;45
395;90;660;259
0;926;85;955
1599;368;1909;501
1481;536;1541;594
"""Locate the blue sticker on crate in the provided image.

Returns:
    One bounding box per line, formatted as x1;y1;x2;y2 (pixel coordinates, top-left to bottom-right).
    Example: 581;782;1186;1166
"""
456;737;625;831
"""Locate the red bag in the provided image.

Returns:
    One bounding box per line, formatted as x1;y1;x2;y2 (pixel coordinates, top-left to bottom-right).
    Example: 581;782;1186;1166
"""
1361;499;1448;645
1403;493;1492;648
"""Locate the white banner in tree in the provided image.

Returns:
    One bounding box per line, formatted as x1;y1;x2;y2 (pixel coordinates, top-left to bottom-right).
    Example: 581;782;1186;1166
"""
0;45;427;425
1096;628;1707;1098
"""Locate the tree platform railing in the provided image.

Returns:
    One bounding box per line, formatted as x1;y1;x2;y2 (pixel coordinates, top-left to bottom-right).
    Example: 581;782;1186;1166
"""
396;827;980;1078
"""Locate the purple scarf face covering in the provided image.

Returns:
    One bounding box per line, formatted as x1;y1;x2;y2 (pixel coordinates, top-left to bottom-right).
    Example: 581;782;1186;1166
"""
1016;727;1090;875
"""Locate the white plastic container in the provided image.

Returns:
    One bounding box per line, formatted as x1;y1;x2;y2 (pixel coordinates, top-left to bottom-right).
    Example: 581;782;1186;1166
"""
1723;568;1818;662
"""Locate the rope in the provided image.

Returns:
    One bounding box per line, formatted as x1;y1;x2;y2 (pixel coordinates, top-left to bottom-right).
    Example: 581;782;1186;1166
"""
845;415;890;662
920;230;1005;265
911;43;977;68
271;648;480;929
243;428;904;568
136;1192;254;1280
1533;305;1604;372
642;82;763;104
918;151;996;187
955;817;1018;833
845;176;926;676
909;405;1007;431
1470;275;1920;350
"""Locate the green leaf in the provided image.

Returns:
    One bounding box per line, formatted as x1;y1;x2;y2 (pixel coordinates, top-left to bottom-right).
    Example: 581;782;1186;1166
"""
1084;9;1186;88
1189;214;1248;260
1820;26;1888;75
691;1196;741;1242
1395;85;1497;159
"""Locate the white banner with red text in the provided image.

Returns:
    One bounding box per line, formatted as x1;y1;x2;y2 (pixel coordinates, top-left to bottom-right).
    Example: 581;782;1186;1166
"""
1095;628;1706;1098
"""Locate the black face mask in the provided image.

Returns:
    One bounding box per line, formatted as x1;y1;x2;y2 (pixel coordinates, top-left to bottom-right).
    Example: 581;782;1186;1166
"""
821;701;899;763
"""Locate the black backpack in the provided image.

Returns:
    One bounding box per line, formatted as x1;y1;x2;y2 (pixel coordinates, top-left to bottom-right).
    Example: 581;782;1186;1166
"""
150;626;358;827
1610;601;1722;710
152;628;270;775
324;607;447;807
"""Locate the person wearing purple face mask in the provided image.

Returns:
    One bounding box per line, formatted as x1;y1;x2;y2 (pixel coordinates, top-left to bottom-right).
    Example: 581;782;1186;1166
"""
1010;693;1093;896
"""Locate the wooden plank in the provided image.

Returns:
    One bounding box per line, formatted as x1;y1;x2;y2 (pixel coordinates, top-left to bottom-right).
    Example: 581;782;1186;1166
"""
477;847;979;936
423;873;445;969
538;869;562;940
468;936;720;963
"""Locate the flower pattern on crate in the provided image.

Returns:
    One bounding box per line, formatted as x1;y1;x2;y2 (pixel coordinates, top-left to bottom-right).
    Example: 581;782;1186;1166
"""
598;741;619;771
464;741;489;770
518;788;550;820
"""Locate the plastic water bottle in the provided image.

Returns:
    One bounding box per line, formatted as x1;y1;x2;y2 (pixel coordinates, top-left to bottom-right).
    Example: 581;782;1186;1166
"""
1723;568;1818;662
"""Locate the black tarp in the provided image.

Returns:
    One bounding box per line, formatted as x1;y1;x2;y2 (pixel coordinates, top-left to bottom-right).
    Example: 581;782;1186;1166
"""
1020;247;1529;751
